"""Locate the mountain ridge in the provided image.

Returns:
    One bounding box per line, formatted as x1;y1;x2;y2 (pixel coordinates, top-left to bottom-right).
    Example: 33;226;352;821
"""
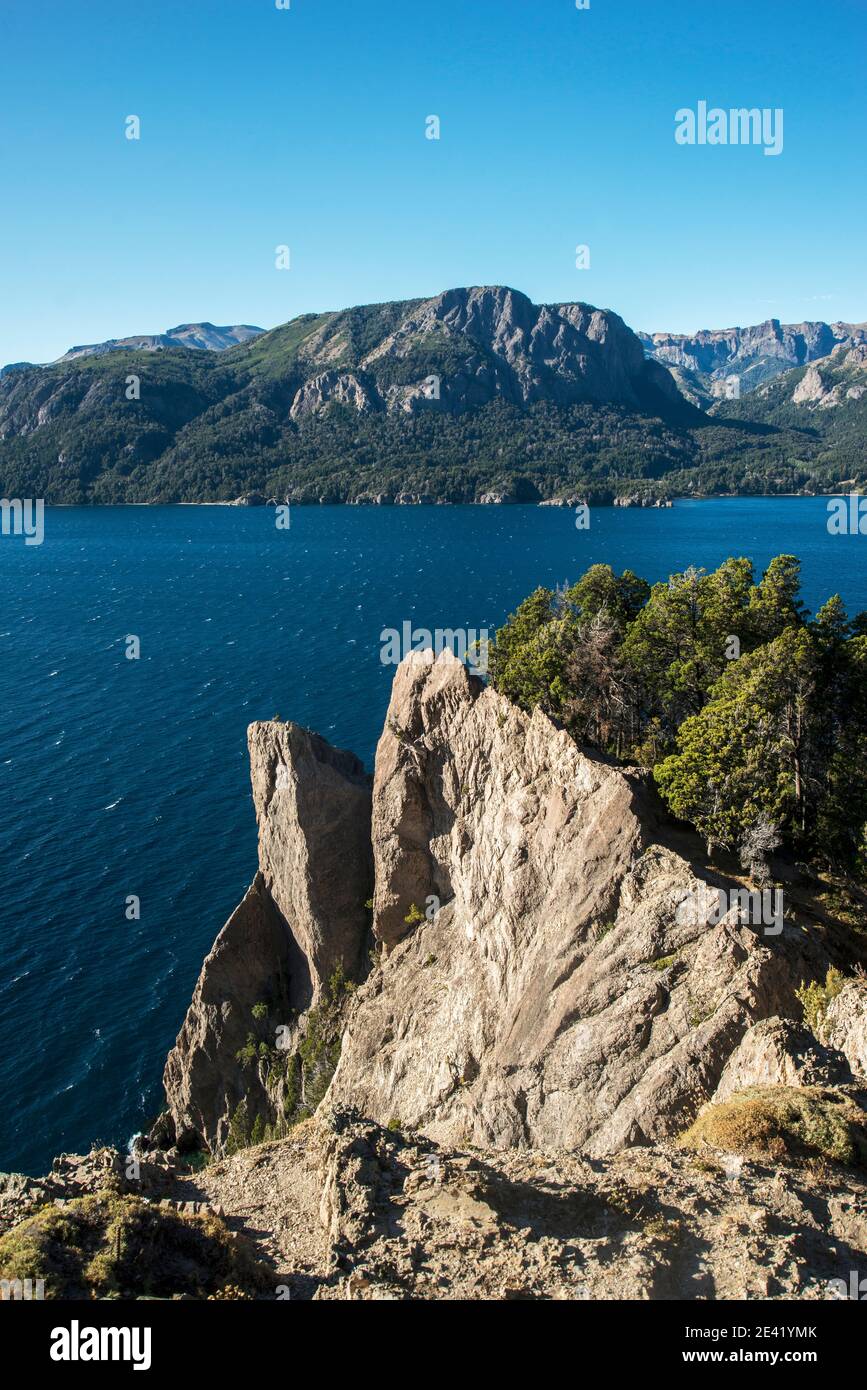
56;321;265;363
639;317;867;407
1;285;865;505
0;322;265;374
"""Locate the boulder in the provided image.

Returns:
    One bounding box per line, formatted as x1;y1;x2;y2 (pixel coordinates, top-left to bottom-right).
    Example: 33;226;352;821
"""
824;982;867;1079
713;1017;854;1102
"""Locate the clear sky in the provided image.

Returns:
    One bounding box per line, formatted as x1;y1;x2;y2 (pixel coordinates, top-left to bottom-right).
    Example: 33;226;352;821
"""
1;0;865;364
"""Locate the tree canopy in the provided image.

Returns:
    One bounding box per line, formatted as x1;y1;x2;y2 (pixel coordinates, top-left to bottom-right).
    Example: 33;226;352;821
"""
489;556;867;875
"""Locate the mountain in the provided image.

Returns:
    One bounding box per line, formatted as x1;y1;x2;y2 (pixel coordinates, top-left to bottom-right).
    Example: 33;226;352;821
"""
710;339;867;485
0;286;864;505
0;286;696;505
54;321;265;363
735;339;867;414
640;318;867;407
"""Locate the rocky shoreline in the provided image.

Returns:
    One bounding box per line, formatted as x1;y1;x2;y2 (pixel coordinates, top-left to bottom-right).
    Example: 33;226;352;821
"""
3;648;867;1300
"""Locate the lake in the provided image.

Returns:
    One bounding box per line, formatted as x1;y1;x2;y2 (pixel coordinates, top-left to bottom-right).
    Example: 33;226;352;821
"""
1;497;865;1173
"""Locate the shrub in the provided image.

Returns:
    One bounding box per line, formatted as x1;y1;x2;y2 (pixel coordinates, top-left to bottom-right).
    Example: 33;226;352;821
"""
796;967;846;1037
650;953;677;971
225;1100;251;1156
235;1034;259;1068
296;965;351;1112
679;1085;867;1169
225;964;356;1155
0;1193;270;1300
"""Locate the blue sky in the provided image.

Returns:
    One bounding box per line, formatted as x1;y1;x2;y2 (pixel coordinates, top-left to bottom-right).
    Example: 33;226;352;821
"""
1;0;865;364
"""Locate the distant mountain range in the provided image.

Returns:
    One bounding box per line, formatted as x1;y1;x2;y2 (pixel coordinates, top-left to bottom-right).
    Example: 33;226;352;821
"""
0;286;864;505
0;323;264;375
7;309;864;400
639;318;867;408
57;322;265;362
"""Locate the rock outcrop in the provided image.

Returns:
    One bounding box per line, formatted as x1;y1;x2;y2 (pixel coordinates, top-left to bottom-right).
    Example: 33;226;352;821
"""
162;873;299;1150
161;722;372;1150
712;1018;855;1102
289;371;380;420
248;721;373;1004
329;650;796;1153
0;1148;173;1235
823;982;867;1078
161;650;832;1162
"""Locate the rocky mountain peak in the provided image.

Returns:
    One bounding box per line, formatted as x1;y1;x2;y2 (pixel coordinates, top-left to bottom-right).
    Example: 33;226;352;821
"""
332;285;681;414
639;316;867;400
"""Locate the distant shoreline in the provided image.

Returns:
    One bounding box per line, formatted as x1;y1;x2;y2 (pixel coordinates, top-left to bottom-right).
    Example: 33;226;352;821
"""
39;492;848;509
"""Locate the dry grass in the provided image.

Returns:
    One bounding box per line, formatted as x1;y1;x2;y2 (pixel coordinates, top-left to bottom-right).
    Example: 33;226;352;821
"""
679;1086;867;1170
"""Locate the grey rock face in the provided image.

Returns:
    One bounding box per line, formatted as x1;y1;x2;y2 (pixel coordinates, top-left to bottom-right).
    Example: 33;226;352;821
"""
161;721;373;1150
289;371;379;420
330;649;797;1153
357;286;680;412
713;1017;855;1101
823;982;867;1078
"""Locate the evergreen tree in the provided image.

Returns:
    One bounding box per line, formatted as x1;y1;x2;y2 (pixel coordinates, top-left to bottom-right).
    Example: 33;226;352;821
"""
653;628;817;852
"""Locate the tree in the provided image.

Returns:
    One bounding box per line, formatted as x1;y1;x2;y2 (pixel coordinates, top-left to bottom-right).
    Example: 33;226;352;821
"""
562;609;636;754
654;629;817;853
564;564;650;632
748;555;806;642
225;1100;250;1156
815;635;867;870
490;556;866;874
621;567;710;741
488;588;572;718
739;815;782;885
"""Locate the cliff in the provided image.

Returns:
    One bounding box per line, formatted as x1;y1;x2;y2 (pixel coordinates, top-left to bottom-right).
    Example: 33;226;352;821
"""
639;318;867;401
5;650;867;1301
162;721;372;1151
162;649;809;1157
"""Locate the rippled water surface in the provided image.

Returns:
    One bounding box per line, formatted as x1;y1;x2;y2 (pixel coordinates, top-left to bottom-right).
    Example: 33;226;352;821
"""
1;499;865;1173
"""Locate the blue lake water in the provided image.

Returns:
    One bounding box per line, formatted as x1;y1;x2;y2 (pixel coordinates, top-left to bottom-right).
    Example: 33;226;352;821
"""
1;497;866;1174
